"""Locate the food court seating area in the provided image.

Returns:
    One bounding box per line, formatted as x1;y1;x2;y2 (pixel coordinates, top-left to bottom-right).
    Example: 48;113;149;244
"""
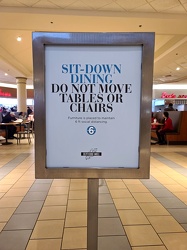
0;121;34;145
151;111;187;145
0;129;6;138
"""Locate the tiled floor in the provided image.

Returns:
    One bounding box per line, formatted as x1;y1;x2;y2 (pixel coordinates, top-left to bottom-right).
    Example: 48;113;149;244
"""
0;139;187;249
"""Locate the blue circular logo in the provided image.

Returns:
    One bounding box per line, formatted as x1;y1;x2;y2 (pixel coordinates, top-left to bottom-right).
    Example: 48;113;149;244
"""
87;126;96;135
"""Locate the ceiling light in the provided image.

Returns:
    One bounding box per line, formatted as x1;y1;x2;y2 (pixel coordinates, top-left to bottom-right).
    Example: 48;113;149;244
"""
176;67;180;71
17;36;22;42
0;83;33;89
4;73;8;76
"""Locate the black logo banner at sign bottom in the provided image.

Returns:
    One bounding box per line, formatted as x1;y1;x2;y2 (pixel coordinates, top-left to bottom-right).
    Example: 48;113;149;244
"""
81;152;102;156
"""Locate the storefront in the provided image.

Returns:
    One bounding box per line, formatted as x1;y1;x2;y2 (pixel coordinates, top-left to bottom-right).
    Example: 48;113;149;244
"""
0;86;34;110
152;84;187;112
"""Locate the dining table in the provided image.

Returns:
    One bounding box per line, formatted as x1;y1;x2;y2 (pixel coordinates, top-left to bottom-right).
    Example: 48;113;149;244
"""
151;122;164;127
0;121;21;145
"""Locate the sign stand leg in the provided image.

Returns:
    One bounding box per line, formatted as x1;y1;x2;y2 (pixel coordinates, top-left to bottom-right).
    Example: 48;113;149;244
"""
87;178;99;250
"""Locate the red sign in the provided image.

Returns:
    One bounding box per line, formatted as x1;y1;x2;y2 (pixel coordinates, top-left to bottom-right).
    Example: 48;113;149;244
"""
0;88;12;97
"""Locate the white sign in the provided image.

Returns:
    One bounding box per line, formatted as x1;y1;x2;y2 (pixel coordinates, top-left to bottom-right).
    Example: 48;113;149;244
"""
45;45;142;169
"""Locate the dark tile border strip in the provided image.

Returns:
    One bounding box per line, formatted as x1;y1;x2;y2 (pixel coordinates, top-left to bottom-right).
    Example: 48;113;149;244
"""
0;153;53;250
151;152;187;176
98;180;131;250
0;179;52;250
140;152;187;231
0;153;31;180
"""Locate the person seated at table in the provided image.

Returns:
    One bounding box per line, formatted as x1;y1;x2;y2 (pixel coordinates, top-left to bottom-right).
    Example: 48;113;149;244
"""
156;111;173;145
151;112;157;130
1;112;17;139
18;112;26;119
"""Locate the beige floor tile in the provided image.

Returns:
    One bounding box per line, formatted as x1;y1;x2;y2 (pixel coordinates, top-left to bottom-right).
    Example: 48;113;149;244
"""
48;186;69;195
0;184;12;192
159;232;187;250
13;180;34;188
132;193;158;203
19;176;35;181
15;166;30;170
118;210;149;225
156;178;177;185
44;195;68;206
123;179;141;185
0;208;16;222
148;215;185;233
107;181;127;189
11;169;27;174
67;199;87;211
124;225;163;246
69;190;87;199
65;211;87;227
62;227;87;249
71;179;87;183
38;206;66;220
126;184;149;193
0;222;6;232
170;175;186;181
110;189;132;198
4;187;29;197
70;182;87;190
176;179;187;188
0;193;4;198
31;220;64;239
106;179;124;182
113;198;140;209
132;246;167;250
0;179;19;185
6;173;23;179
26;239;61;250
0;196;23;207
52;179;70;187
139;203;170;216
164;184;187;192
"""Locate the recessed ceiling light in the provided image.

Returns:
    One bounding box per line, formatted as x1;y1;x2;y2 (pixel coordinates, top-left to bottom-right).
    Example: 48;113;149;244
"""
176;67;180;71
17;36;22;42
4;73;8;76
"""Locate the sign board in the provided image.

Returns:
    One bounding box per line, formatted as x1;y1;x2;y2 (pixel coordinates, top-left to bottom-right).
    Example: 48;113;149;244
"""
32;32;155;179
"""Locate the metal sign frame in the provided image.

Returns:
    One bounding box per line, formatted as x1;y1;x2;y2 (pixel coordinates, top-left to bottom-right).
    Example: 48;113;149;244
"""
32;32;155;179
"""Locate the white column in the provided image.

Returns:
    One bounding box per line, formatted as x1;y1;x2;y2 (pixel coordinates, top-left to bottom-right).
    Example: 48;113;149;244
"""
16;77;27;112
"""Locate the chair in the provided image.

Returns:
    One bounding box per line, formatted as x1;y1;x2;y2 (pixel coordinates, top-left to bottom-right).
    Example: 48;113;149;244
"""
16;121;32;144
27;115;34;138
29;120;34;138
